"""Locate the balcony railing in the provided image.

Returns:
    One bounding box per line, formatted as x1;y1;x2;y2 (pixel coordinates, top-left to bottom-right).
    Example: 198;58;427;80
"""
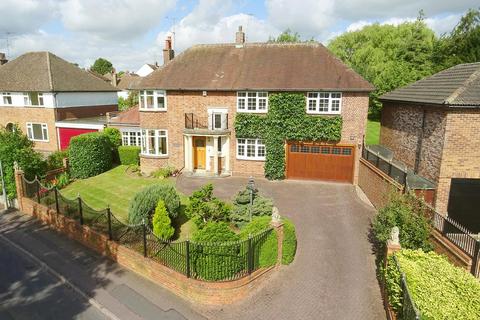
184;112;228;131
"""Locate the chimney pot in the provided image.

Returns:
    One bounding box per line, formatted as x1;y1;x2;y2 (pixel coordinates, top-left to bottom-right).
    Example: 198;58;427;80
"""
235;25;245;45
0;52;8;65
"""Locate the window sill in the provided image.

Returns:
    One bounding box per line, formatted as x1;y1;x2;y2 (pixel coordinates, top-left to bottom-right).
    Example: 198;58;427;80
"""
236;109;268;114
28;139;49;143
306;111;341;115
140;153;169;159
236;157;265;162
139;108;167;112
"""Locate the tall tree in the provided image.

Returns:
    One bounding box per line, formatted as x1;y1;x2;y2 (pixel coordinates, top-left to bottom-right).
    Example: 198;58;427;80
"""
269;29;313;43
91;58;113;75
328;16;436;119
433;9;480;70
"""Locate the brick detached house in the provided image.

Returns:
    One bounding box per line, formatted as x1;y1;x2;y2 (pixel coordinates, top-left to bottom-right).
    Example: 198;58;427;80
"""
0;52;118;153
133;28;373;184
380;62;480;232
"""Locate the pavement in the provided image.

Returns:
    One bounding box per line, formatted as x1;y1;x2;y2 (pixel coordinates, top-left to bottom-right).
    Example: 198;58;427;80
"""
0;211;206;320
176;176;386;320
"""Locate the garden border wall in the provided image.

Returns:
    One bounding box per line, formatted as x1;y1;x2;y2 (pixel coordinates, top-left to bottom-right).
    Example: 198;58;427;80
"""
14;169;278;305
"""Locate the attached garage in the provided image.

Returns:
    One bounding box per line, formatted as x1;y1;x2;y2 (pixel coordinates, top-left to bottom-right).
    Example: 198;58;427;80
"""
286;142;355;183
447;178;480;233
58;128;98;150
56;117;106;150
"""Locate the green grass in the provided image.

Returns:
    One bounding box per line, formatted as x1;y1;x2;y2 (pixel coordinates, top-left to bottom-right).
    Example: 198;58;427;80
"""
61;165;173;221
366;120;380;145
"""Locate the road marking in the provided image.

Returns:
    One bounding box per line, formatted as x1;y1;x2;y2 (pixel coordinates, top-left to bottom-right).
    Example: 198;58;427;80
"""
0;233;121;320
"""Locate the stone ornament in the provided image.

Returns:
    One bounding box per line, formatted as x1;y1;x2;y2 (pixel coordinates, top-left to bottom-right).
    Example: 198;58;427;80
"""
271;206;281;224
390;226;400;245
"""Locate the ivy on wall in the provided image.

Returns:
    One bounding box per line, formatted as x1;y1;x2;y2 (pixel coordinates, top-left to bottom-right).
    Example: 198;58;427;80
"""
234;93;343;180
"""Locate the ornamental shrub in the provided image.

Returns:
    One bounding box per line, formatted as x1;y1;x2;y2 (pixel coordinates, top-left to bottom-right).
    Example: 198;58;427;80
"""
46;150;68;170
103;127;121;148
152;200;175;240
151;166;175;179
231;187;273;227
0;125;47;199
68;132;112;179
372;192;432;252
282;217;297;265
240;216;278;267
385;249;480;319
191;222;241;281
128;184;180;224
118;146;140;165
185;184;231;228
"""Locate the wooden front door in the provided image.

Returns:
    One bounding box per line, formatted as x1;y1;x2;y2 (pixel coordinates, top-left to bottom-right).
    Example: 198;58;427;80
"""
193;136;207;169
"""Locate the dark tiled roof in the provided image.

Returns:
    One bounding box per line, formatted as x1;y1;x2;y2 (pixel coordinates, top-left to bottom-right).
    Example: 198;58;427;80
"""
117;73;139;90
380;62;480;106
0;52;117;92
108;106;139;125
133;43;373;91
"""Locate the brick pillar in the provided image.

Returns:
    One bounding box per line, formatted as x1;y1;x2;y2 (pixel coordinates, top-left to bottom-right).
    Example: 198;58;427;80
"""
14;165;25;211
271;220;284;266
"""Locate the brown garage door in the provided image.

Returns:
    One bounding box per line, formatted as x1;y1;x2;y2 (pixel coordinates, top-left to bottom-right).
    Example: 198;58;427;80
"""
286;142;355;183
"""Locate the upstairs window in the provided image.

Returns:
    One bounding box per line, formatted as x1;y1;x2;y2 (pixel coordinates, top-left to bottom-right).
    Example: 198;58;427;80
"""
23;92;44;106
26;122;48;141
237;92;268;113
307;92;342;114
139;90;166;110
2;92;12;105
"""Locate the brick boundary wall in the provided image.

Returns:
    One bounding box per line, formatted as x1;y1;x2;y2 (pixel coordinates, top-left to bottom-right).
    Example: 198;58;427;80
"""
430;230;473;271
14;170;279;305
358;158;404;209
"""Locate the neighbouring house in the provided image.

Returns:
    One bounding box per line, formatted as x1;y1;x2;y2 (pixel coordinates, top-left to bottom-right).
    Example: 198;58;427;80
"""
116;73;140;99
106;106;141;146
0;51;118;153
380;62;480;232
136;62;159;77
132;27;373;184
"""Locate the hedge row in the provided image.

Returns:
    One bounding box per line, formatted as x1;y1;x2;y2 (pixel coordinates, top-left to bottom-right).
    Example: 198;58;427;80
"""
118;146;140;165
68;132;112;179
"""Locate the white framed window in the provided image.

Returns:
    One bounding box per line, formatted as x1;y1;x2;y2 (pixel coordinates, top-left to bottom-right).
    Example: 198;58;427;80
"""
26;122;48;141
306;92;342;114
122;130;141;146
2;92;12;105
237;92;268;113
139;90;166;111
141;129;168;156
23;92;44;106
237;138;266;160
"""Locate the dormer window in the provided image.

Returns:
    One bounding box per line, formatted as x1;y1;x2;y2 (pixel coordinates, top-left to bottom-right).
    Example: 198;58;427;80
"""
306;92;342;114
2;92;12;105
237;92;268;113
139;90;167;111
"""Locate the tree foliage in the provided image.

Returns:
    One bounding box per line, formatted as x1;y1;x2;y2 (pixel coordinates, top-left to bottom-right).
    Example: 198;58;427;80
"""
328;16;436;119
185;184;231;228
90;57;113;75
152;200;175;240
0;125;46;199
231;186;273;227
268;29;313;43
128;184;181;224
118;91;139;111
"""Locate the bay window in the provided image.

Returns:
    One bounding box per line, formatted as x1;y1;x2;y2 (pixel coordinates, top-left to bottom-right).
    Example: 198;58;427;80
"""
237;92;268;112
237;138;265;160
307;92;342;114
141;129;168;156
26;122;48;141
139;90;166;110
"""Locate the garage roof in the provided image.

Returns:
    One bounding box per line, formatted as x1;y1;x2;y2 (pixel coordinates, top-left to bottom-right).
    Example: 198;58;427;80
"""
380;62;480;107
0;52;118;92
132;43;374;92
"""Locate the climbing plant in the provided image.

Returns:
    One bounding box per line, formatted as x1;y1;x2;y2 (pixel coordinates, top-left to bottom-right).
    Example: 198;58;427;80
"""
234;93;342;179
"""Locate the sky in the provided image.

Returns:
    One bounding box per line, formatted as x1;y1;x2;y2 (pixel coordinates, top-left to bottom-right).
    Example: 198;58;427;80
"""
0;0;478;72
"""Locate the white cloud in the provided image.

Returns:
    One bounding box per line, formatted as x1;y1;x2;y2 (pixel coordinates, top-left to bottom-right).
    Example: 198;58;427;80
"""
0;0;57;34
58;0;177;41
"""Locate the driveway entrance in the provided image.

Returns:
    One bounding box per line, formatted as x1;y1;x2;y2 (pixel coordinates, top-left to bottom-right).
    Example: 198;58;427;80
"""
176;176;385;320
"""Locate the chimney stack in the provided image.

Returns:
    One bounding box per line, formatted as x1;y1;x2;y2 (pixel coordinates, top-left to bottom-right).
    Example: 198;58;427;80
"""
163;36;174;65
235;26;245;45
0;53;8;65
111;68;117;87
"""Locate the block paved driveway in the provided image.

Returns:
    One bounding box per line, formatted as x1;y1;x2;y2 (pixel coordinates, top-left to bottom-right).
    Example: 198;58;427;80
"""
176;176;386;320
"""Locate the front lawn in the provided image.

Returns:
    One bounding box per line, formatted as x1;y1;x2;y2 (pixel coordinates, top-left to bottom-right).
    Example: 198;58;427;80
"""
366;120;380;145
61;165;185;221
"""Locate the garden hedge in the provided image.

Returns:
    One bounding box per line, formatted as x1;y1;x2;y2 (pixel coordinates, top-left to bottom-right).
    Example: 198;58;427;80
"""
128;184;180;224
240;216;278;267
282;218;297;265
118;146;140;165
69;132;113;179
385;249;480;319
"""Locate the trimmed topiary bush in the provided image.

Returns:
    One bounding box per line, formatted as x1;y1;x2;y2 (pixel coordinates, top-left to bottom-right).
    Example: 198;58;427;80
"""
185;184;231;228
118;146;140;165
282;218;297;265
240;216;278;267
231;187;273;227
191;222;241;281
68;132;112;179
385;249;480;319
128;184;180;224
152;200;175;240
